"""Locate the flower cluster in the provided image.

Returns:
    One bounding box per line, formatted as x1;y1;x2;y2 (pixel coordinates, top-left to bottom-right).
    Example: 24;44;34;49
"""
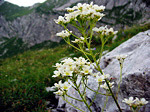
116;54;127;60
116;54;128;65
122;97;148;107
52;80;71;95
92;73;110;82
93;26;118;35
52;57;92;78
54;2;105;24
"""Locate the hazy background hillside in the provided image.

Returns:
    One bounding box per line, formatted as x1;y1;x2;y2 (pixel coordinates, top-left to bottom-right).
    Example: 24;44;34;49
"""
0;0;150;58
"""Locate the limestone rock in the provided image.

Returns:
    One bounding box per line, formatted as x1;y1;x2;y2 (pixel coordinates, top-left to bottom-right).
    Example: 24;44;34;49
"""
58;30;150;112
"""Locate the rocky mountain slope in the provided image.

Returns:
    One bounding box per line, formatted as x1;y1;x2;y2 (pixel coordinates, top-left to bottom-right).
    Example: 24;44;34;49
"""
0;0;150;57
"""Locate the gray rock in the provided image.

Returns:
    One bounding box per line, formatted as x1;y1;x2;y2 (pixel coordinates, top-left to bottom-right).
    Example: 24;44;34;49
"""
58;30;150;112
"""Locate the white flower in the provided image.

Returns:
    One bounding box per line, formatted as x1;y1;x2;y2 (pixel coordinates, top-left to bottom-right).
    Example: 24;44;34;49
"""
65;13;76;23
72;39;81;43
122;97;135;106
54;90;64;95
116;54;128;60
61;58;74;65
81;66;92;75
100;82;114;90
92;73;99;77
54;16;66;24
62;70;73;77
54;80;63;88
66;64;76;71
92;27;99;32
45;87;55;92
77;3;83;9
61;81;71;90
55;63;62;69
93;5;105;12
103;74;110;79
56;30;72;38
74;57;88;65
72;37;84;43
93;26;117;35
135;98;149;106
80;37;84;40
96;75;105;82
105;27;118;35
52;70;61;77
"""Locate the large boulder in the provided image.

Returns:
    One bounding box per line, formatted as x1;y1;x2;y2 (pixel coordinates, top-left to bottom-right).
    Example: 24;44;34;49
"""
57;30;150;112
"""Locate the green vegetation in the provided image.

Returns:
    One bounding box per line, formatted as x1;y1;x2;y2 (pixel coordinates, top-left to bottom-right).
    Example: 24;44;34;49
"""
0;20;149;112
101;1;142;26
0;45;73;112
0;37;63;59
0;37;27;58
0;2;33;21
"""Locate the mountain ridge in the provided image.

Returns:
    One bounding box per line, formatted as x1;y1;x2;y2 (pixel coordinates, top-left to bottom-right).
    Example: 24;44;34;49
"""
0;0;150;57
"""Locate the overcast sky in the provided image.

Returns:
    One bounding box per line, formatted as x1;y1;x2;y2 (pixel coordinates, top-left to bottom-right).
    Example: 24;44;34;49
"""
5;0;47;7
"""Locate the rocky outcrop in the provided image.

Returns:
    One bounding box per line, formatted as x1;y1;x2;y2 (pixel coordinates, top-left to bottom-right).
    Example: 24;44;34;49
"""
0;13;63;46
57;30;150;112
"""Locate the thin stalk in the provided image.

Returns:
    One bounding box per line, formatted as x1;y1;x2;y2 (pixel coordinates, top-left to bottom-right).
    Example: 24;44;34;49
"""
83;81;111;96
64;39;90;55
77;76;83;88
98;42;104;64
65;93;83;102
79;45;93;64
61;96;85;112
97;34;105;64
102;96;108;112
116;64;123;100
105;79;122;112
89;83;100;107
82;77;87;96
73;78;93;112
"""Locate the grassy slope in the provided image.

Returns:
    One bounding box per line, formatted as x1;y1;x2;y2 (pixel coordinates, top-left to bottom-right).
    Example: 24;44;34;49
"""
0;23;150;111
0;44;74;112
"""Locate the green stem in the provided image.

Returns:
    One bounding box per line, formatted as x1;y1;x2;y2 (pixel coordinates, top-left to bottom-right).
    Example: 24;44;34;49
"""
61;96;85;112
65;93;83;102
83;81;111;96
73;78;93;112
82;77;87;96
64;39;90;55
117;64;123;100
105;79;122;112
79;45;93;64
